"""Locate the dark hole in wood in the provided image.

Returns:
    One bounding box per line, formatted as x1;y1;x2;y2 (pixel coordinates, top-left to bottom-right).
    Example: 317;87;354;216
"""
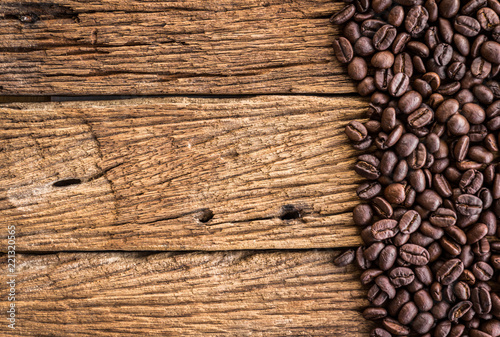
279;204;302;220
53;178;82;187
196;208;214;223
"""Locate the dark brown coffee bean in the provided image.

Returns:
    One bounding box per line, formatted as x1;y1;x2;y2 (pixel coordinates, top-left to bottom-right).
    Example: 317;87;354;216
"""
448;62;467;80
414;289;433;311
330;4;356;24
445;225;467;245
471;285;492;314
408;106;434;128
472;261;494;281
390;267;415;287
429;207;457;227
356;246;371;270
481;41;500;64
372;219;399;240
417;189;443;211
455;16;481;37
373;25;397;50
471;57;492;79
439;17;455;43
436;98;459;122
371;51;394;69
388;6;405;27
357;181;382;200
439;0;460;18
360;269;384;285
440;236;462;256
468;146;494;164
388;72;409;97
475;84;495;104
412;312;434;334
397;301;418;325
434;43;453;66
363;307;388;320
399;210;421;234
393;52;413;77
449;301;473;322
392;32;411;54
376;275;396;299
384;183;406;204
333;37;355;65
334;249;355;266
405;5;429;36
400;243;430;265
448;114;471;136
346;121;368;142
437;258;464;285
381;107;397;132
478;7;500;30
382;317;410;335
355;37;376;57
379;245;397;270
353;203;373;226
396;133;419;157
343;21;362;44
462;0;487;15
365;242;386;261
348;57;368;81
393;160;409;182
454;281;471;300
460;169;484;194
456;194;484;216
433;174;453;197
372;197;394;218
462;103;486;125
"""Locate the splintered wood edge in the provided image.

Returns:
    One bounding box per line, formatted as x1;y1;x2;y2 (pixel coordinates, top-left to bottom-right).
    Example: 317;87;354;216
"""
0;0;354;95
0;96;368;251
0;250;371;336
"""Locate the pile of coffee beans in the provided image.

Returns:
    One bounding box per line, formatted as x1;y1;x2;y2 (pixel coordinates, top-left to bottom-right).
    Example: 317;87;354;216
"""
330;0;500;335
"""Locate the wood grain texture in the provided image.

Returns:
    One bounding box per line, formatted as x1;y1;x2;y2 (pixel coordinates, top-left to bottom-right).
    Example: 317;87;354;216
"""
0;250;370;336
0;96;366;252
0;0;354;95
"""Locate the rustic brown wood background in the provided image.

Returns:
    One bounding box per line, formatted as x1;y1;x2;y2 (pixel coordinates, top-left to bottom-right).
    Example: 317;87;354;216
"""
0;0;371;335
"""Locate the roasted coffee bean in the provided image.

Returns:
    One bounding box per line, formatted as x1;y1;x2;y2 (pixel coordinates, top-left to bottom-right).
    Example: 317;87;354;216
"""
384;183;406;204
449;301;473;322
388;72;409;97
467;223;488;244
363;307;387;322
370;328;391;337
372;196;394;218
330;4;356;25
437;259;464;285
412;312;434;334
334;249;355;266
348;57;368;81
434;43;453;66
357;181;382;200
393;52;413;77
455;16;481;36
417;189;443;211
454;281;471;300
376;275;397;299
399;210;421;234
396;133;419;157
373;25;397;50
346;121;368;142
481;41;500;64
353;203;373;226
471;286;492;314
456;194;484;216
365;242;386;261
333;38;355;65
405;6;429;36
398;301;418;325
400;243;430;265
472;261;494;281
392;32;411;54
390;267;415;287
429;207;457;227
360;269;384;285
372;219;399;240
460;169;484;194
382;318;411;335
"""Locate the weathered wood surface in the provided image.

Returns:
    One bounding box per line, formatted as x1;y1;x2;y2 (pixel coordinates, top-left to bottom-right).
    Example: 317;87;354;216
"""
0;96;366;252
0;0;354;95
0;250;370;336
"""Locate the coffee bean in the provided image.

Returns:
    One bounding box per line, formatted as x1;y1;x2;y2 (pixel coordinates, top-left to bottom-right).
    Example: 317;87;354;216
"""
448;114;471;136
370;328;391;337
372;219;399;240
429;207;457;227
449;301;473;322
417;189;443;211
454;281;471;300
364;307;388;320
373;25;397;50
348;57;368;80
358;181;382;200
460;169;484;194
408;106;434;128
434;43;453;66
437;258;464;285
481;41;500;64
382;317;411;335
412;312;434;334
388;72;409;97
455;16;481;37
396;133;419;157
372;196;394;218
406;6;429;36
436;98;459;122
400;243;430;265
334;249;356;266
398;91;422;114
399;210;421;234
456;194;484;216
330;4;356;24
471;285;492;314
390;267;415;287
473;261;494;281
353;203;373;226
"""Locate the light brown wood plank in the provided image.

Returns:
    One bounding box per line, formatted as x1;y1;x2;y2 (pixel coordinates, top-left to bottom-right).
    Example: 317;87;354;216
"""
0;250;370;336
0;96;366;252
0;0;353;95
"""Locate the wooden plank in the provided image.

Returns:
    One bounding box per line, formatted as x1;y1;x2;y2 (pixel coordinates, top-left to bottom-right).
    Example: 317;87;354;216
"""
0;250;370;336
0;96;366;252
0;0;354;95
